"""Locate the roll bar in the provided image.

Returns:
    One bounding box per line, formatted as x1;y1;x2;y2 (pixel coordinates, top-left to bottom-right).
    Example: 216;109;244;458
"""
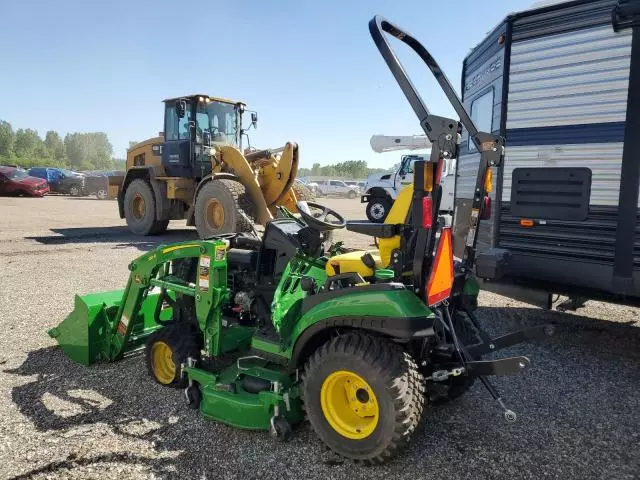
369;15;505;272
368;16;479;143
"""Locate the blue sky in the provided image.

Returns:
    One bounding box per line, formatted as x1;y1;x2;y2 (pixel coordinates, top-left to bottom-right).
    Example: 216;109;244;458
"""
0;0;533;168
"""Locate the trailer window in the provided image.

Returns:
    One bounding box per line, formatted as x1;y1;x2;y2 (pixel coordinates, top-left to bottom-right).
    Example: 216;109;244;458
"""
469;89;494;151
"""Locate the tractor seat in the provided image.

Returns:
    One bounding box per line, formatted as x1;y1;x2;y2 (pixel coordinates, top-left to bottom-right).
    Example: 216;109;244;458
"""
326;250;383;277
346;221;400;238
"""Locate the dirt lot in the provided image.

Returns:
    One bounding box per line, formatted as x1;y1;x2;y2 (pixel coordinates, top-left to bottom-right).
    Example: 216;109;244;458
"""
0;196;639;479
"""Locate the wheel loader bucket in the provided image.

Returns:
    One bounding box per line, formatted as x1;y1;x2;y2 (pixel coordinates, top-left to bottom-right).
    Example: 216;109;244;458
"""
48;290;124;366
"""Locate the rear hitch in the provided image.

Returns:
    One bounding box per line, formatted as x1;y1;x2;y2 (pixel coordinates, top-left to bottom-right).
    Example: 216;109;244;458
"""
440;306;553;423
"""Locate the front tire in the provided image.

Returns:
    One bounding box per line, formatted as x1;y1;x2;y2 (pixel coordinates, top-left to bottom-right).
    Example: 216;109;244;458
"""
302;333;425;464
69;184;82;196
96;189;108;200
145;323;201;388
194;179;254;239
347;190;357;199
366;196;392;223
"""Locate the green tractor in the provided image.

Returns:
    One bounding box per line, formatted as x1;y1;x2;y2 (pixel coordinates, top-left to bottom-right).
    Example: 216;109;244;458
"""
48;16;551;463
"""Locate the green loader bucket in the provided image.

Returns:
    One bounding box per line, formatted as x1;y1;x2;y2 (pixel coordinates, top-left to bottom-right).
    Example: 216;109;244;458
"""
48;289;169;366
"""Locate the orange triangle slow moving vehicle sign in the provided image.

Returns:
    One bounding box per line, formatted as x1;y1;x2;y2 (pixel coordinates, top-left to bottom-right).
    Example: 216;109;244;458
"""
426;227;454;306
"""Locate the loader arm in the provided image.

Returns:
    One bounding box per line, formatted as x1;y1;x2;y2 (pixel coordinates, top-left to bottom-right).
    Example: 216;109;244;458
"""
49;240;229;365
257;142;300;209
216;145;274;226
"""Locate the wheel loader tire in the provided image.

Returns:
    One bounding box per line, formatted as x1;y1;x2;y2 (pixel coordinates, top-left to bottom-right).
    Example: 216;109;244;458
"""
292;182;315;202
429;310;479;404
194;179;254;239
150;219;169;235
365;196;391;223
302;333;425;464
124;179;166;236
145;323;201;388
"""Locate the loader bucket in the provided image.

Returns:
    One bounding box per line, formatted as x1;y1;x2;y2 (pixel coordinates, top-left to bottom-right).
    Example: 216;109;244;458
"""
48;290;124;366
48;289;172;366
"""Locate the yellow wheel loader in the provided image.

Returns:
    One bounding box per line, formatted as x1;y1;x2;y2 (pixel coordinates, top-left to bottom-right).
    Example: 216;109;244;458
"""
108;94;314;237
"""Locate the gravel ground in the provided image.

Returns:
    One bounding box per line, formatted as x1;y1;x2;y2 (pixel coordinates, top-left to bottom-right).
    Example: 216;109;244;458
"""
0;196;639;479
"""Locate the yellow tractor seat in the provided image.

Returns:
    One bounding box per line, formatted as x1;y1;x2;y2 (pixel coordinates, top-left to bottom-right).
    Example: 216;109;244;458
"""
325;250;383;277
325;185;415;278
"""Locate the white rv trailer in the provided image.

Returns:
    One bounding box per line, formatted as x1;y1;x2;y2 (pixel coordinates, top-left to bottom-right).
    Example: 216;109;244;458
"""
454;0;640;307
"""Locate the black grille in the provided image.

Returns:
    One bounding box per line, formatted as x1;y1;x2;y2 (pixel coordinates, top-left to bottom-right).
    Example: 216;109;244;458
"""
510;167;591;221
498;205;640;266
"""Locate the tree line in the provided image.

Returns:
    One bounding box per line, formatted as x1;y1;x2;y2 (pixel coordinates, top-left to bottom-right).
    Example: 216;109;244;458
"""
298;160;387;180
0;119;121;171
0;120;385;177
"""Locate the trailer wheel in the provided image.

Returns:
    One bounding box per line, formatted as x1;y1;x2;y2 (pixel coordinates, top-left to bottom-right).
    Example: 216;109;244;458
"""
366;197;391;223
302;333;425;464
146;323;201;388
194;179;254;238
124;179;165;236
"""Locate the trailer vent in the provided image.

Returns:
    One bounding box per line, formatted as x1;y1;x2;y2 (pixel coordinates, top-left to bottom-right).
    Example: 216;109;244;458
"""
509;167;591;221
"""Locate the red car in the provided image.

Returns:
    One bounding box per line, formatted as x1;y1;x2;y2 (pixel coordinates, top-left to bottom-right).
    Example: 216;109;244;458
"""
0;166;50;197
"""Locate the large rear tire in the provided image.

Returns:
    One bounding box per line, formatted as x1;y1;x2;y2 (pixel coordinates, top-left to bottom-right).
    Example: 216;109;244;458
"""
194;179;254;239
302;333;425;464
124;179;167;236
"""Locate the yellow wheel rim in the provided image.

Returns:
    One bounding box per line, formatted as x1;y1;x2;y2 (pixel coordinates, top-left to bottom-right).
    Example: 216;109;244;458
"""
205;198;225;230
320;370;379;439
132;194;146;220
151;341;175;384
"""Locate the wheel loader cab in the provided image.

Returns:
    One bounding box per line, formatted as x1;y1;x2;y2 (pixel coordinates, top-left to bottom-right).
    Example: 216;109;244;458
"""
161;95;245;178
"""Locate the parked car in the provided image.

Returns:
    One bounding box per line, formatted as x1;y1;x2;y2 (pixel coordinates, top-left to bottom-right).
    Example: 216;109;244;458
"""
296;178;320;196
81;170;125;199
316;179;359;199
28;167;86;196
345;181;365;192
0;166;49;197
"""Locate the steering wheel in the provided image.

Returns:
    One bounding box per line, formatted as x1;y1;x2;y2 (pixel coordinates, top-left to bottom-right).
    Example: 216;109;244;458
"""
296;201;346;231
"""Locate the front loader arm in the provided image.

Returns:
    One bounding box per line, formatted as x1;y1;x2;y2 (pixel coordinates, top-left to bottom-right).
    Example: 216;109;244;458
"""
108;240;229;361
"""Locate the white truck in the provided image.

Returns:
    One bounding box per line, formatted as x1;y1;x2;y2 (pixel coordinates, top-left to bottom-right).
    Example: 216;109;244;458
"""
362;135;456;222
315;179;360;198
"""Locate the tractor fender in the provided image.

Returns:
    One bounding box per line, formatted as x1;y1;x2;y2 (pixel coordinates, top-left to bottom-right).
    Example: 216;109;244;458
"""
119;166;168;221
289;316;435;371
287;285;435;369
